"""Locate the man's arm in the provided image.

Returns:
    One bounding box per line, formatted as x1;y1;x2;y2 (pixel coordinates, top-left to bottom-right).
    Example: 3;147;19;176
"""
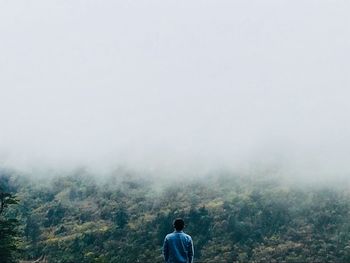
163;237;169;262
187;237;194;263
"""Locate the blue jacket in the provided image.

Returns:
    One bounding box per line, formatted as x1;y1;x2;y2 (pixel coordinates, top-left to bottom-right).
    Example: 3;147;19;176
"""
163;231;194;263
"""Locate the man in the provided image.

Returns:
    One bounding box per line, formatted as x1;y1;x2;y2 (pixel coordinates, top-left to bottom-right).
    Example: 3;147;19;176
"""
163;218;194;263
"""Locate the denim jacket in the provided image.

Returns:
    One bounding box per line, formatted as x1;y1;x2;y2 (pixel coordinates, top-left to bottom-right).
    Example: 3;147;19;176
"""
163;231;194;263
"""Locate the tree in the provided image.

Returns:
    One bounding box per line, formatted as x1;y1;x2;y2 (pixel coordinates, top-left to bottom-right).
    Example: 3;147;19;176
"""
113;206;129;229
0;189;20;263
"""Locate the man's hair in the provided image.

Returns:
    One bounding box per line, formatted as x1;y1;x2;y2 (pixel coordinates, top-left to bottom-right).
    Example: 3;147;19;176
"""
173;218;185;231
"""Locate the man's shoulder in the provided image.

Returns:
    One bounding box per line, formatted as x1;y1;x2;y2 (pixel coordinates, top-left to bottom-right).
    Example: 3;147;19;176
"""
165;232;175;239
165;233;171;238
183;232;192;240
177;231;190;237
165;231;192;239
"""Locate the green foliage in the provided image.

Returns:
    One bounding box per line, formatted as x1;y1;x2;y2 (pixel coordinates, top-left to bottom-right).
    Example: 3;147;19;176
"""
0;177;20;263
3;171;350;262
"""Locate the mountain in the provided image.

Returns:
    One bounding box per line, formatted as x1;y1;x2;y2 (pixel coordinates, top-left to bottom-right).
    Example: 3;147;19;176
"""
2;170;350;262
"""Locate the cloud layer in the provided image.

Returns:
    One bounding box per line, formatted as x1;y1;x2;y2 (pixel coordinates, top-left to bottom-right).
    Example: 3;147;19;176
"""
1;1;349;175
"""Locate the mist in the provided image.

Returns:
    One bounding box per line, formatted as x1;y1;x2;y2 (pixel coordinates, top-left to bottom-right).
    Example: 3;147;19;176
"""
1;0;350;178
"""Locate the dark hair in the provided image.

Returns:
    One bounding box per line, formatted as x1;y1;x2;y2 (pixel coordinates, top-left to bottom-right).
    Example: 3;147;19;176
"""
173;218;185;231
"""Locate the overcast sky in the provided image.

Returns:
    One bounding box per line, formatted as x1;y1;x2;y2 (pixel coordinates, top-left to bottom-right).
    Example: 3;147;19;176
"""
0;1;349;175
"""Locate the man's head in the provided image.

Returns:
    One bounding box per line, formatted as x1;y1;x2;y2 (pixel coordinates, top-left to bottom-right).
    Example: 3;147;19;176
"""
173;218;185;231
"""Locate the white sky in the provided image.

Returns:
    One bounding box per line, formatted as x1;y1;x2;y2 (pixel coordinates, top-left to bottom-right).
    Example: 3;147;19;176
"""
0;0;350;175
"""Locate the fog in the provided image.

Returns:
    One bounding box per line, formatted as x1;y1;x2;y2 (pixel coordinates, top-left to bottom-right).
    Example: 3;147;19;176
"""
0;1;349;177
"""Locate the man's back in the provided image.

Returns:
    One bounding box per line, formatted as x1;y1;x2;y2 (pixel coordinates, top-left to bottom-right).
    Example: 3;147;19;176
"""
163;231;194;263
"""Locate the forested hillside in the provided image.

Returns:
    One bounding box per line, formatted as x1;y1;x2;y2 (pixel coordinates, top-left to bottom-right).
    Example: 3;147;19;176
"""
2;169;350;262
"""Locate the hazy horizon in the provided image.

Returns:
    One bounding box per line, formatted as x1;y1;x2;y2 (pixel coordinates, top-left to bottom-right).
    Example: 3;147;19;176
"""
1;1;350;177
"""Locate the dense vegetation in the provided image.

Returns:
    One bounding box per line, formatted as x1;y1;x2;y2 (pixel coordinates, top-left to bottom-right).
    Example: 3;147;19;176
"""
0;175;20;263
2;169;350;262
